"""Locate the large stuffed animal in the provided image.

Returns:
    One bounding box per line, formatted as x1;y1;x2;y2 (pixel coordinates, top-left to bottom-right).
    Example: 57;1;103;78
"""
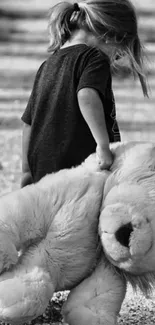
0;142;154;325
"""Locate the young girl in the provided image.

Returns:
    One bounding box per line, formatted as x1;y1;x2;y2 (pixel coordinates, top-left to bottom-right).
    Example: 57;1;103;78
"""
21;0;148;186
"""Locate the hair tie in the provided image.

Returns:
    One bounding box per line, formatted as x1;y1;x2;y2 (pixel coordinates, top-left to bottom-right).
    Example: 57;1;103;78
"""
70;3;80;23
73;3;80;12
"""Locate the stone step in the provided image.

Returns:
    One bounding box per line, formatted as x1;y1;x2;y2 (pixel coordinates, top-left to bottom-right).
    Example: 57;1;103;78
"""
0;94;154;116
1;26;154;44
0;0;62;18
0;82;154;100
0;9;155;43
120;129;155;142
0;31;48;44
1;106;153;125
2;31;153;44
1;15;154;32
114;88;155;99
0;58;154;82
1;129;155;157
0;115;22;129
0;97;154;117
0;113;154;134
0;89;30;101
116;103;155;123
0;101;26;111
0;73;154;90
0;0;155;17
0;56;43;72
139;16;155;30
0;41;155;58
0;42;47;57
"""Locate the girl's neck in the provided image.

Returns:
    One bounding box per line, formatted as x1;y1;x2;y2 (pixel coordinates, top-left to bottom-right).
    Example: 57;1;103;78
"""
61;29;92;49
60;29;115;62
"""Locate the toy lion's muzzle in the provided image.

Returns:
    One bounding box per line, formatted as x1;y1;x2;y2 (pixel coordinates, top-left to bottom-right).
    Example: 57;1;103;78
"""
99;184;154;275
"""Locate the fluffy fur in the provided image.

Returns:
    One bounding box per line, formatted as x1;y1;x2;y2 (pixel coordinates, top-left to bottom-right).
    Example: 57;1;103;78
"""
100;142;155;294
0;142;154;324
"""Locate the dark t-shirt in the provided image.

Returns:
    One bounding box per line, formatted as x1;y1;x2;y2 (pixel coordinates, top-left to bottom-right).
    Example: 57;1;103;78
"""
21;44;121;182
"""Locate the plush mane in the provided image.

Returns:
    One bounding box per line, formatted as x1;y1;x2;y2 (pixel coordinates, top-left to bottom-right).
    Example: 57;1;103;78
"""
100;142;155;297
102;248;155;296
119;269;155;296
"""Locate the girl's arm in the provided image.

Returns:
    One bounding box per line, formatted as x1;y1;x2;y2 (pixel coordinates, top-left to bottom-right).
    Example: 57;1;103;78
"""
21;123;33;187
77;87;113;169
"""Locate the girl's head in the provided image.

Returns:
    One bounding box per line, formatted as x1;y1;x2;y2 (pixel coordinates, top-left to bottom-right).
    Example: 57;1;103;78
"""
48;0;148;96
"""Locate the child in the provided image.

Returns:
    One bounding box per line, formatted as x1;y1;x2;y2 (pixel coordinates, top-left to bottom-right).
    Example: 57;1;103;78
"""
21;0;148;186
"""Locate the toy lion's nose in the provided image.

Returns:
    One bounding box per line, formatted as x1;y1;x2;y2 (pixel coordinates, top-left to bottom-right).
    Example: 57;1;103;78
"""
115;222;133;248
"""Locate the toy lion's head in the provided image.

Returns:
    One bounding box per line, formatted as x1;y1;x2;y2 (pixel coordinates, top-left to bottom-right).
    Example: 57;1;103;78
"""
98;142;155;295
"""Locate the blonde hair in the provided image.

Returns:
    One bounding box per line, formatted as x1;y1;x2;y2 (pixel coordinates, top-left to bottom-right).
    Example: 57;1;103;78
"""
48;0;148;96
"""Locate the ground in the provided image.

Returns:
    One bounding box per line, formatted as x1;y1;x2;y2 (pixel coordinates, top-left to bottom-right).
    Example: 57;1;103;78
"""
0;0;155;324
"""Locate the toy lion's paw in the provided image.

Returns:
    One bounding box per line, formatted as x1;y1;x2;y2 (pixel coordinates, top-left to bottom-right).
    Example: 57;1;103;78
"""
0;266;54;324
0;233;18;273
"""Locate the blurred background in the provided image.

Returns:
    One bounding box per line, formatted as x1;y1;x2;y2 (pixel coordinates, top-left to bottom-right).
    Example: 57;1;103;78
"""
0;0;154;194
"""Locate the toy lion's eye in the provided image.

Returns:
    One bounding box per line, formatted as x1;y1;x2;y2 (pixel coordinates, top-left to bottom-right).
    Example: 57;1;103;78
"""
115;222;133;248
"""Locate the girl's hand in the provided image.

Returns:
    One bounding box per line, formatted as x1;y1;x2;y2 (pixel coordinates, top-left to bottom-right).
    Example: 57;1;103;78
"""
96;145;113;170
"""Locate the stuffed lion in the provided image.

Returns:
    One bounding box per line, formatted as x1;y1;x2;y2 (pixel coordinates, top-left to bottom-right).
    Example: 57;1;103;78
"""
0;142;155;325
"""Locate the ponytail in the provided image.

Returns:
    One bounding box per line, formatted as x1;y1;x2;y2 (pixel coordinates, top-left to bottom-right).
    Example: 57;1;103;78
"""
48;2;83;53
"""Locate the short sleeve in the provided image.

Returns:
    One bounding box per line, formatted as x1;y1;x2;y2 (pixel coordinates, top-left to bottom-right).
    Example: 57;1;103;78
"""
21;61;46;125
77;50;110;97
